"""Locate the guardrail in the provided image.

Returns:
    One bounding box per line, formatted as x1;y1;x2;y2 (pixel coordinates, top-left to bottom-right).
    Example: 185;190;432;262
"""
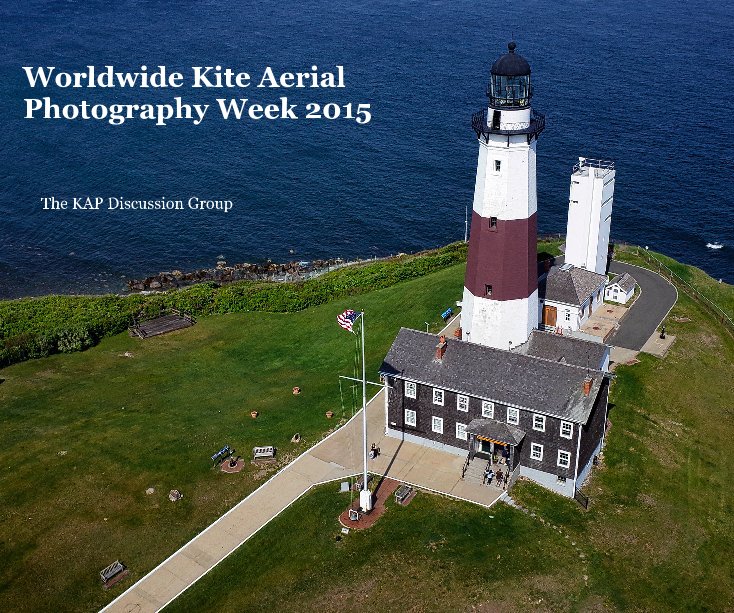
573;158;615;174
461;451;471;479
574;488;589;509
619;245;734;335
471;108;545;141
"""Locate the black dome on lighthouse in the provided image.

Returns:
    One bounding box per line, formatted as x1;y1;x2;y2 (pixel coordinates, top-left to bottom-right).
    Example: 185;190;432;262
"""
491;42;531;77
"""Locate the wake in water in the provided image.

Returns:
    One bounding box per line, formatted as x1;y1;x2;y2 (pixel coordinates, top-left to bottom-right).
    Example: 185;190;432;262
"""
706;242;724;250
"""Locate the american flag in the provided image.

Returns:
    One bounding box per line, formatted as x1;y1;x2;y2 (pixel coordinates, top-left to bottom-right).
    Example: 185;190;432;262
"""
337;309;360;332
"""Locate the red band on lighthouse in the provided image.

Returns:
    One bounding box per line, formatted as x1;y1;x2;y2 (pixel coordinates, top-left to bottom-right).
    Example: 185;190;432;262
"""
464;211;538;301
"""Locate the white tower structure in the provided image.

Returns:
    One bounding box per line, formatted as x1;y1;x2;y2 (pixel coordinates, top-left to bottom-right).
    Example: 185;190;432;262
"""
564;158;616;275
461;42;545;350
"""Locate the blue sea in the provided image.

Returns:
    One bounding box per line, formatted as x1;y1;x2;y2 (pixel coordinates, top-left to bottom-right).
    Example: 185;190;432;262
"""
1;0;732;299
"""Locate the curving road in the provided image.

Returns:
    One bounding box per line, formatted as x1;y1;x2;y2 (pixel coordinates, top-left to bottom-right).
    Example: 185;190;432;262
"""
606;261;678;350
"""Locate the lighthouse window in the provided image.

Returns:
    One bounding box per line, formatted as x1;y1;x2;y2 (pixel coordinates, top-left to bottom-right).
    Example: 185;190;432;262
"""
494;160;501;172
489;216;497;229
485;284;493;296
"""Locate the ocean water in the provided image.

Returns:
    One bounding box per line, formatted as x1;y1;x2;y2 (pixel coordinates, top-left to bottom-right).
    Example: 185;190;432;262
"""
0;0;732;299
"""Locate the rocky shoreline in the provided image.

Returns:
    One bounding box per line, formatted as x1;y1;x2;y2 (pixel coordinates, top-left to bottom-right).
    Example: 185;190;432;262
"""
126;258;347;292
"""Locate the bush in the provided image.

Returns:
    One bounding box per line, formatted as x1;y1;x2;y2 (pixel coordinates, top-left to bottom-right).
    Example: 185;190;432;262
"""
0;243;467;368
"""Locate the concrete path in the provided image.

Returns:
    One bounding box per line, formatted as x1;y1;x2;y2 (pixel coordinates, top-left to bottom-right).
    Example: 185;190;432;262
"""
103;388;501;612
606;261;677;350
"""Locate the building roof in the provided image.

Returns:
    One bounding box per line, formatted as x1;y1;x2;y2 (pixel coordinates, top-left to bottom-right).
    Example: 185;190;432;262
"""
491;42;531;76
608;272;637;293
542;265;607;306
517;330;608;370
466;418;526;446
379;328;605;424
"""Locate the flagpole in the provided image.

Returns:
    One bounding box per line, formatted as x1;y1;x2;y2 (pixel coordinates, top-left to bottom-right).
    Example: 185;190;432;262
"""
359;310;372;512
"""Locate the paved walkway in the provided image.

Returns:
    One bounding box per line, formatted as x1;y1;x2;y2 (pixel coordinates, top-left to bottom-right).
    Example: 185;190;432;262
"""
103;388;501;612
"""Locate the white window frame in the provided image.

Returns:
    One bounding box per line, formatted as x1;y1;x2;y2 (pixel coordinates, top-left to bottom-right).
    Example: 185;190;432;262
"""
506;407;519;426
432;388;444;406
557;450;571;469
565;310;571;322
530;443;543;462
532;414;546;432
455;422;467;441
404;409;416;427
431;416;443;434
560;421;574;439
404;380;416;399
481;400;495;418
457;394;469;412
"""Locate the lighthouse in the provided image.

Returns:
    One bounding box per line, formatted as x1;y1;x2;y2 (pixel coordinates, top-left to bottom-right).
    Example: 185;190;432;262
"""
461;42;545;349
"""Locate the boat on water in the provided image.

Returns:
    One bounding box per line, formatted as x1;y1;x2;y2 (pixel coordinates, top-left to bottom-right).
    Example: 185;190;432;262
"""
706;242;724;250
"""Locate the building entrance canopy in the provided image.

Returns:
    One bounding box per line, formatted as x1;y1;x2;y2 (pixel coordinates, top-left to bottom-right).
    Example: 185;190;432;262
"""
466;418;525;447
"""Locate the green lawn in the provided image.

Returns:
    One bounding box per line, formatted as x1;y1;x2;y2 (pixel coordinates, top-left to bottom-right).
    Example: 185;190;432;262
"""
168;484;587;612
0;263;465;612
169;256;734;612
2;245;732;612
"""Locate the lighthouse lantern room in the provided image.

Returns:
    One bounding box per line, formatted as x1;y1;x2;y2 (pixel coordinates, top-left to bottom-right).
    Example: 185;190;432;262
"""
462;42;545;350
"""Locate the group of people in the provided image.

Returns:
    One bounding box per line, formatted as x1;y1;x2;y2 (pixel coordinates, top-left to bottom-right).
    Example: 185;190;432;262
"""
483;464;507;489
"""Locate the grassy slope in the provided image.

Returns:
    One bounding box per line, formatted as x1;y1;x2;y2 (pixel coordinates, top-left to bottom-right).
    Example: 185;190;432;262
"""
2;244;732;611
614;244;734;318
168;485;585;613
170;257;734;612
0;264;465;612
513;275;734;611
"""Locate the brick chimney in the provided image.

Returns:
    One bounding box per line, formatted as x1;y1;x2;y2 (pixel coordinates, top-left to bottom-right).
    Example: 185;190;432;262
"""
435;335;447;361
583;376;593;396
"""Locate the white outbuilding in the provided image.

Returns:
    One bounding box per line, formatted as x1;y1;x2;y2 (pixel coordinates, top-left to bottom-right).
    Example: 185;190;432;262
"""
604;272;637;304
540;263;607;332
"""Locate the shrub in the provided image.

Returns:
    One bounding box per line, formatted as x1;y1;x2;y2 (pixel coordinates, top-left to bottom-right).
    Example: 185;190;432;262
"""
0;243;467;368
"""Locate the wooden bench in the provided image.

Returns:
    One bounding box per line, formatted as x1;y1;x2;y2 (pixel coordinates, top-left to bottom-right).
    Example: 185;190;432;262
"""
394;484;413;505
211;445;232;466
253;445;276;460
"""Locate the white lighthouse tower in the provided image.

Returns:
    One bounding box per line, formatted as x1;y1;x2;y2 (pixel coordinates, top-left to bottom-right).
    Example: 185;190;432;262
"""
461;42;545;349
564;157;616;275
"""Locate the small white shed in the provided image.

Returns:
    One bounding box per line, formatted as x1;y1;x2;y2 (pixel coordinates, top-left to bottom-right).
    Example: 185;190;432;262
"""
604;272;636;304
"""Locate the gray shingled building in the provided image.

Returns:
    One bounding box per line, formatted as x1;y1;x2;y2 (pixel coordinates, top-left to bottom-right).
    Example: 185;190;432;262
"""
379;328;611;497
